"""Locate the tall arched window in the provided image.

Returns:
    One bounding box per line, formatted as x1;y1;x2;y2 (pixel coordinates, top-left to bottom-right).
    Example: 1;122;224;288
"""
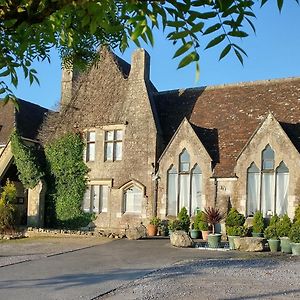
124;186;142;213
276;162;289;216
166;149;203;216
247;163;260;216
246;145;289;217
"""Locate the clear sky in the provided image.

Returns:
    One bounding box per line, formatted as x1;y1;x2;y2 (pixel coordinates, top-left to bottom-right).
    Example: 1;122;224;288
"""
6;1;300;110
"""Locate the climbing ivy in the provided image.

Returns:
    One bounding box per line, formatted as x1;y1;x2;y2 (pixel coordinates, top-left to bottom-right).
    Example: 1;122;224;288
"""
10;130;44;189
45;133;93;229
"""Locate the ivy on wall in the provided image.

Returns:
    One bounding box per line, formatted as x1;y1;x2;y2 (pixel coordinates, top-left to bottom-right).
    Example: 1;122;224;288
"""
45;133;93;229
10;130;44;189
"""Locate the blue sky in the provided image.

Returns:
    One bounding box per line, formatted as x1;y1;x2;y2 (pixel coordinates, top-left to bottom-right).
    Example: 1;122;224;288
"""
6;1;300;110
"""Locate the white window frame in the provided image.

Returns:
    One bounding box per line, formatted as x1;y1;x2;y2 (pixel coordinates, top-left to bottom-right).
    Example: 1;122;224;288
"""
104;129;123;161
85;131;96;162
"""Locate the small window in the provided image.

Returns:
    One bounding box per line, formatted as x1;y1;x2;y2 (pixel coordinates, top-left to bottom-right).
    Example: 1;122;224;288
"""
124;186;142;213
86;131;96;162
83;185;109;213
104;130;123;161
262;145;274;170
179;149;190;172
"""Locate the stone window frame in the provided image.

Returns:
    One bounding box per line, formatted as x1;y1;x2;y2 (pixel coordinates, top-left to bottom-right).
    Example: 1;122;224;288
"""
84;130;96;162
83;179;112;214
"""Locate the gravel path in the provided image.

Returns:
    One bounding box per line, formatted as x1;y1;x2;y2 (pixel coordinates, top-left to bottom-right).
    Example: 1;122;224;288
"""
102;256;300;300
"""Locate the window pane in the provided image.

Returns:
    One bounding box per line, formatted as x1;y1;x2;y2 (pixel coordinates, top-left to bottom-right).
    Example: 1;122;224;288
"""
88;131;96;142
180;162;190;172
115;130;123;140
105;131;114;141
179;149;190;172
125;186;142;213
87;143;95;161
262;145;274;170
105;142;113;160
114;142;122;160
92;185;100;213
261;173;274;217
167;167;177;216
179;174;190;213
276;162;289;216
191;165;202;216
100;185;108;212
83;187;91;213
247;170;260;216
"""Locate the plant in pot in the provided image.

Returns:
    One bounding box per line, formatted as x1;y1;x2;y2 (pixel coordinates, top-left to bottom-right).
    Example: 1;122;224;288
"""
178;207;190;233
289;221;300;255
293;204;300;223
277;214;292;253
204;207;225;248
252;211;265;237
168;219;183;236
225;208;246;250
158;220;169;236
193;211;209;240
147;216;161;237
190;222;200;239
264;215;280;252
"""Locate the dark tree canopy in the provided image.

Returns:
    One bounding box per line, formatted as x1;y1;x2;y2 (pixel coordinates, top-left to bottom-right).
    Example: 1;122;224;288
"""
0;0;297;103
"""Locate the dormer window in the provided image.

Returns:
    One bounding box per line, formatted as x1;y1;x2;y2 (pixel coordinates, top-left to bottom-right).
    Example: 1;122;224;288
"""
104;130;123;161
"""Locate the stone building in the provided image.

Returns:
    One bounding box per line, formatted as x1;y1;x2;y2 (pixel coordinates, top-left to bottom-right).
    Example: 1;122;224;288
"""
1;48;300;231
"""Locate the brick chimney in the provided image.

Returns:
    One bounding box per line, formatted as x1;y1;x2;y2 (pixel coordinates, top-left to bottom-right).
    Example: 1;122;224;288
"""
129;48;150;82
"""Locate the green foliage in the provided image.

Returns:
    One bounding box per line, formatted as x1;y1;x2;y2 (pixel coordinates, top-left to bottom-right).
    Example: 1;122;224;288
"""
225;208;245;228
10;130;44;189
269;214;280;226
150;216;161;226
277;214;292;237
45;133;92;229
289;222;300;243
168;219;183;231
177;207;190;232
293;204;300;223
264;224;279;240
194;211;209;231
0;180;16;233
252;211;265;233
203;206;224;234
227;225;247;237
1;0;292;102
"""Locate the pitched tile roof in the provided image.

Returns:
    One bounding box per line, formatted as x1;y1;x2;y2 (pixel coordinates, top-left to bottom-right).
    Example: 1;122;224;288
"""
0;99;48;145
154;78;300;177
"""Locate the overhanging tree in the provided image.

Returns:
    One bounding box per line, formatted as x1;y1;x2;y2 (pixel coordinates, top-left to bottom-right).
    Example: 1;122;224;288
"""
0;0;297;103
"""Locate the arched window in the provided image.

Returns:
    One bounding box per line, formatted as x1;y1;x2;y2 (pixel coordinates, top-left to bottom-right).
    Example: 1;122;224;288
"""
247;163;260;216
276;162;289;216
124;186;142;213
167;166;177;216
166;149;203;216
246;145;289;217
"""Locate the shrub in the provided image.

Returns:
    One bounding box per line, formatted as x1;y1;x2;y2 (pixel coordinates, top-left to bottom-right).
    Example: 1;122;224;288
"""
168;219;183;231
194;211;209;231
293;204;300;223
0;180;16;233
150;216;161;226
264;224;278;240
289;222;300;243
203;207;224;234
227;225;247;237
277;214;292;237
252;211;265;233
225;208;245;228
177;207;190;232
269;214;280;226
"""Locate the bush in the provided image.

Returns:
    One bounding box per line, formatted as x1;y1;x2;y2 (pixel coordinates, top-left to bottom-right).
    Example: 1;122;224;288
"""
150;216;161;226
177;207;190;232
289;222;300;243
225;208;245;228
294;204;300;223
269;214;280;226
252;211;265;233
264;224;278;240
168;219;183;231
0;180;16;233
277;214;292;237
227;225;247;237
194;211;209;231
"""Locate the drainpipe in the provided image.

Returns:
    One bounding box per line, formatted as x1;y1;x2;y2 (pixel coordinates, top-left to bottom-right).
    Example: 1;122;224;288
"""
214;177;218;207
152;163;159;217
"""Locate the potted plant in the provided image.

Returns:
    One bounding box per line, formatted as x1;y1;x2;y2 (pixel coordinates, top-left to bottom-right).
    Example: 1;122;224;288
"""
289;221;300;255
158;220;168;236
225;208;246;250
293;204;300;223
190;222;199;239
204;207;225;248
168;219;182;235
192;211;207;240
252;211;265;237
277;214;292;253
264;215;280;252
178;207;190;233
147;216;161;237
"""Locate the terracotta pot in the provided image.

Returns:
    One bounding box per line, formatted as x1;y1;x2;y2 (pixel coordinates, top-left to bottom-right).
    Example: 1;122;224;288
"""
201;230;210;241
147;224;158;237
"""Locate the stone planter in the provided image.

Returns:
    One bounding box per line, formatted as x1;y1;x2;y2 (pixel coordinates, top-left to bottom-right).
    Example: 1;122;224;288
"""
280;237;292;254
291;243;300;255
228;236;239;250
190;229;200;239
147;224;158;237
267;239;280;252
208;233;221;248
201;230;210;241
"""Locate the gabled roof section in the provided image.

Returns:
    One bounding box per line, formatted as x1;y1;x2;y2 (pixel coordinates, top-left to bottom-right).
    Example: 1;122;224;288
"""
159;117;211;163
155;77;300;177
0;99;48;145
